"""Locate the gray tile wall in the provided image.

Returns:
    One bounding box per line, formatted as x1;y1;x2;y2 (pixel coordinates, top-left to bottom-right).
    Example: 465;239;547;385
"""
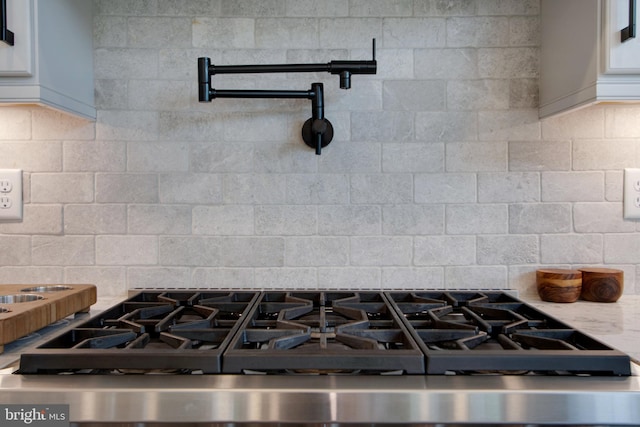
0;0;639;298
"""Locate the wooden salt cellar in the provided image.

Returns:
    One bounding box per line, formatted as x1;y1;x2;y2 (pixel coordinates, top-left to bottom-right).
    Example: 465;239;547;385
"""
536;269;582;303
579;268;623;302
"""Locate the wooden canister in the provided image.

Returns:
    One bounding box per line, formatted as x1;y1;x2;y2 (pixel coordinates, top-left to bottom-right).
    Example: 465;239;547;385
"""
579;268;623;302
536;269;582;303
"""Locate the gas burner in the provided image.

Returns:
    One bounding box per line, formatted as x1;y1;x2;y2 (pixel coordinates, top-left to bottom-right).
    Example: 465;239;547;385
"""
222;291;425;374
18;291;259;374
387;291;631;375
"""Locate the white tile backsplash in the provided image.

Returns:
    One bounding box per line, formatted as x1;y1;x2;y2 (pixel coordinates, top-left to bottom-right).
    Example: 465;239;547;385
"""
0;1;639;297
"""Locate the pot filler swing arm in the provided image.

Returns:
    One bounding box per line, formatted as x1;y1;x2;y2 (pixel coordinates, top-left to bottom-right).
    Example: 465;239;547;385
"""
198;39;377;155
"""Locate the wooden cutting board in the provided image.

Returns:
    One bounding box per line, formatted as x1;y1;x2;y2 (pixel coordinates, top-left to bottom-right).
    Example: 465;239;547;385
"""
0;284;97;352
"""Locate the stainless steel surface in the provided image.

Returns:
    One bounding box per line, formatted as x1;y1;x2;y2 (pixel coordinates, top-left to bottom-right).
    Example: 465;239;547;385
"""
1;365;639;425
0;293;44;303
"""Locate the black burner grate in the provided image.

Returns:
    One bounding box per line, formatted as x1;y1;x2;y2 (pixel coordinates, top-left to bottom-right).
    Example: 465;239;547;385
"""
386;291;632;375
17;290;632;376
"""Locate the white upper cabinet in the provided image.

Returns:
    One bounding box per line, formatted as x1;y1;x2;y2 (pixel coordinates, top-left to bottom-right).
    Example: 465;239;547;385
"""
540;0;640;118
0;0;95;120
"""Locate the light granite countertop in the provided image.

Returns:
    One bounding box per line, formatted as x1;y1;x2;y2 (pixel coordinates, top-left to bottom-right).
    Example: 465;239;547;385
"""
524;294;640;363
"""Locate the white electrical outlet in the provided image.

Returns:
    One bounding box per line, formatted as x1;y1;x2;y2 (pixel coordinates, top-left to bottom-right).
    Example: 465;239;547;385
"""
0;169;23;221
623;168;640;219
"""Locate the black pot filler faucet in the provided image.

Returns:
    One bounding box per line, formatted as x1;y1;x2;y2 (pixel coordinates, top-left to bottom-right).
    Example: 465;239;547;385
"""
198;39;377;155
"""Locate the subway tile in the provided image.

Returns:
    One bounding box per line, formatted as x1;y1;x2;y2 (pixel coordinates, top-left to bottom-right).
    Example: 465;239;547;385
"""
192;205;253;235
446;17;510;47
94;48;158;80
382;143;444;173
415;112;478;142
0;108;31;140
96;173;159;203
0;236;31;265
129;204;192;234
64;204;127;235
508;141;570;171
447;79;510;111
0;205;62;235
414;0;476;16
446;142;507;172
285;0;348;17
446;204;508;234
477;235;538;264
192;268;255;289
478;172;539;202
574;203;636;233
477;0;539;16
573;139;638;170
318;205;381;235
350;174;413;204
255;18;318;48
318;267;381;289
349;0;412;17
96;235;158;265
541;234;603;264
350;236;413;266
414;235;476;266
382;267;444;289
351;111;414;142
317;142;381;173
414;48;478;80
383;18;445;48
223;174;286;204
479;110;541;141
32;236;95;266
255;205;317;235
0;142;62;171
255;268;317;289
219;237;284;267
415;173;476;203
96;110;159;141
319;18;383;49
31;109;94;140
31;173;94;203
285;237;349;266
64;141;126;172
128;17;192;48
383;204;444;235
221;0;286;17
541;107;605;140
128;141;190;172
509;203;571;234
478;48;538;78
541;172;604;202
0;267;63;285
286;174;350;205
157;0;221;16
383;80;445;111
64;267;125;297
159;236;222;266
445;266;507;289
128;267;192;288
192;18;255;48
160;173;223;204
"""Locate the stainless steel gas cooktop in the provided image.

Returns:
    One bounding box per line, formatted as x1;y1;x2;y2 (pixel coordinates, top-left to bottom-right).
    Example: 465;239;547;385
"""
17;290;632;376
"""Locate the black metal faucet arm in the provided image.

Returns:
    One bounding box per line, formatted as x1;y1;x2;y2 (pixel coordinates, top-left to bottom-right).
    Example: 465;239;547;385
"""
196;39;376;154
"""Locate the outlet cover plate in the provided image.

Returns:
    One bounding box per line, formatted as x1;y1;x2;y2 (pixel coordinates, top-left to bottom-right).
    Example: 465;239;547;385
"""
0;169;23;221
623;168;640;220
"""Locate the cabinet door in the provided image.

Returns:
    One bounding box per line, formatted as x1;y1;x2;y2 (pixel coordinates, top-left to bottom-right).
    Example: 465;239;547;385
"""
0;0;33;76
605;0;640;73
